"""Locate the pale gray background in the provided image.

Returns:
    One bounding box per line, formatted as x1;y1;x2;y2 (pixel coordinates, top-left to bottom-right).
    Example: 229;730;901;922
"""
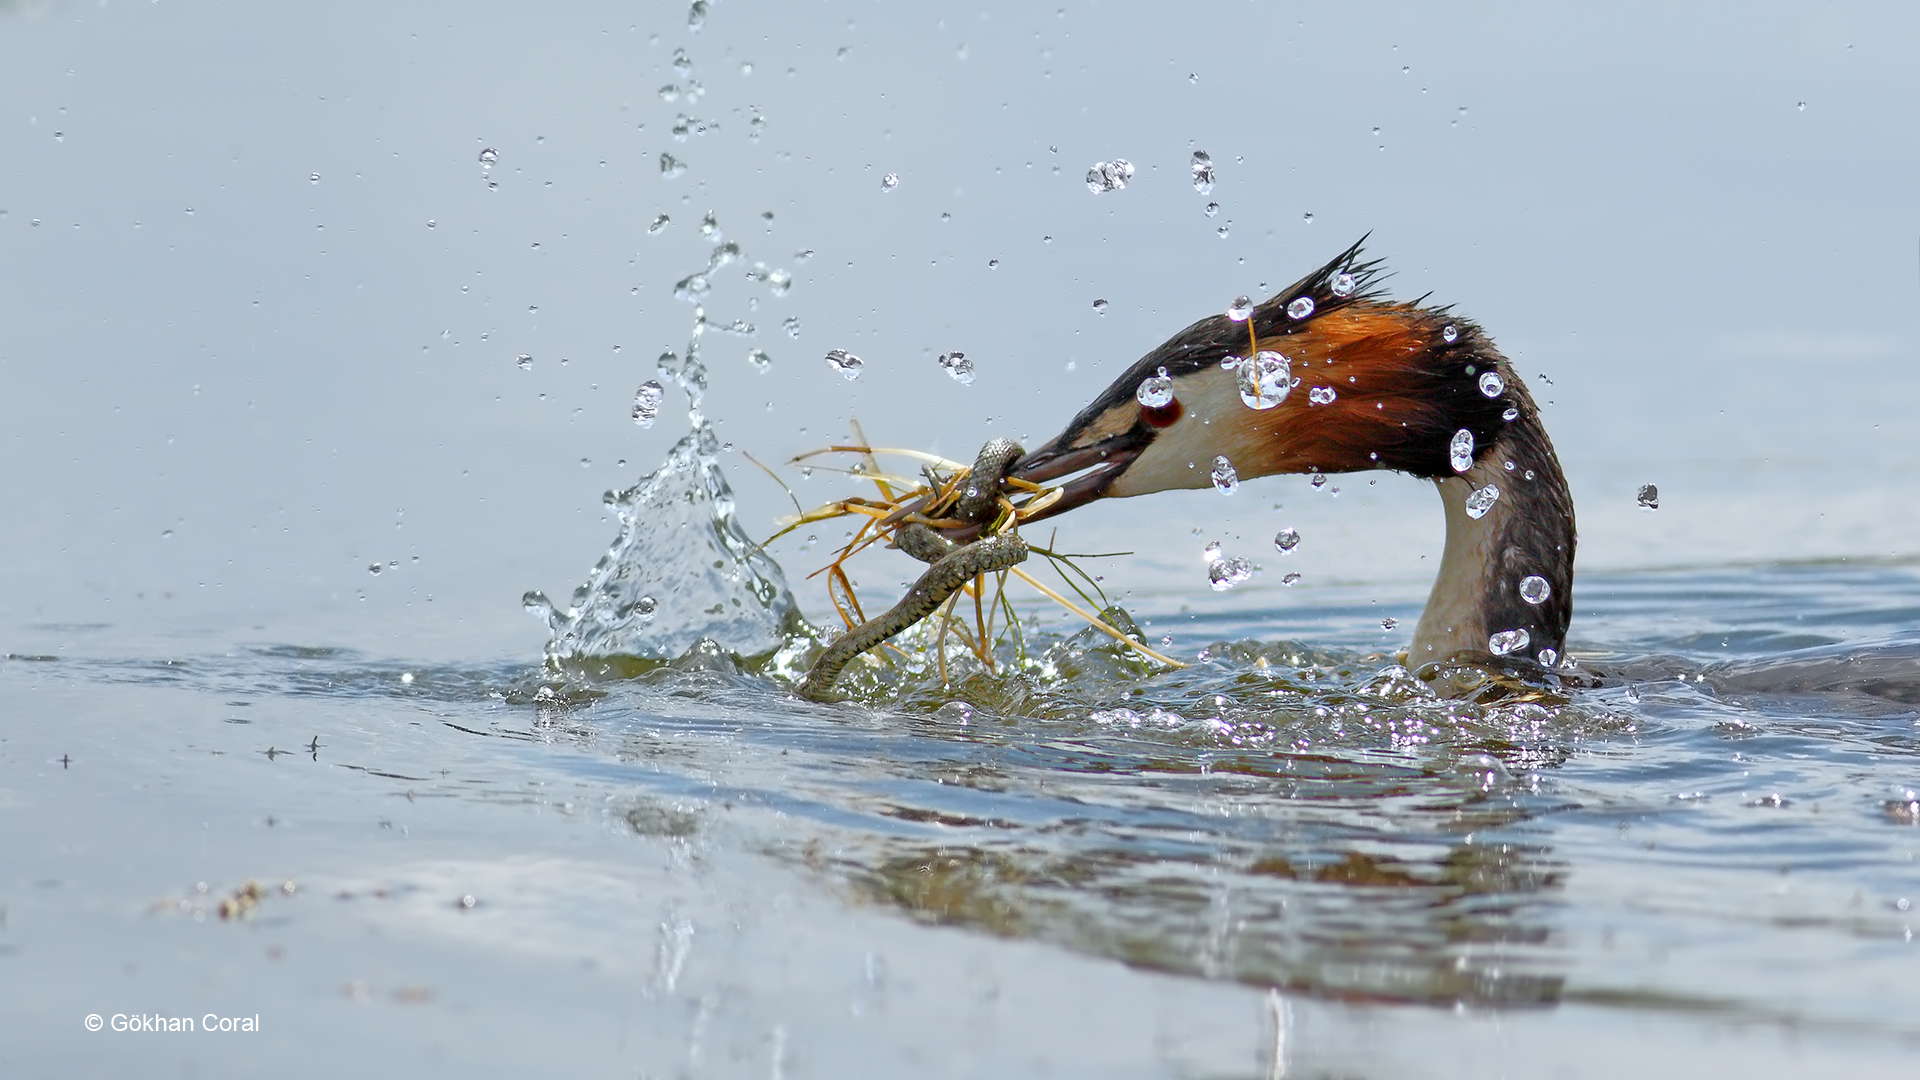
5;0;1917;658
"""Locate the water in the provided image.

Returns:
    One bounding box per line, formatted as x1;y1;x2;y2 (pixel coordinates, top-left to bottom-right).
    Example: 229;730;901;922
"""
1464;483;1502;519
1135;366;1175;408
1085;159;1135;193
1191;150;1215;193
11;1;1920;1075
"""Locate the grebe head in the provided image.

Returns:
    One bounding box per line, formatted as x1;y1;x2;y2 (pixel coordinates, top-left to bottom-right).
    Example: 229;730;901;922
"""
1005;239;1576;672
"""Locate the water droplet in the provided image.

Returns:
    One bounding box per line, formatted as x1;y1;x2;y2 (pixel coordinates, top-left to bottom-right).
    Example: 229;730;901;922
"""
1092;298;1109;314
1190;150;1215;193
1449;428;1475;473
521;590;555;622
1637;483;1660;510
1464;483;1501;519
367;563;383;576
631;380;665;426
1207;556;1256;591
1797;101;1806;111
988;259;999;269
1202;541;1224;563
672;48;693;78
1488;628;1531;656
1381;617;1398;630
478;147;498;166
1236;350;1291;410
1537;646;1560;668
880;172;900;192
783;316;801;338
1478;371;1504;397
1309;473;1327;490
1084;158;1135;193
825;349;864;381
1441;324;1459;343
1210;455;1239;494
1216;224;1230;239
635;595;658;618
747;349;771;372
938;351;974;384
309;173;321;184
1519;575;1551;604
1281;572;1302;586
1226;296;1254;322
687;0;707;31
660;153;687;179
1204;202;1220;217
516;354;533;371
1502;405;1520;422
1331;271;1356;297
1286;296;1315;320
1273;527;1300;553
1307;386;1336;405
1135;366;1174;408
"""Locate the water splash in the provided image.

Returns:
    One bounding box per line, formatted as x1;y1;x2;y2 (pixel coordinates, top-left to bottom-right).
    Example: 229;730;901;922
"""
532;205;801;667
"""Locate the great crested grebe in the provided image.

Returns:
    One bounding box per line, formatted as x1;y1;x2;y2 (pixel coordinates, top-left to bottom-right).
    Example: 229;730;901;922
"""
985;240;1575;672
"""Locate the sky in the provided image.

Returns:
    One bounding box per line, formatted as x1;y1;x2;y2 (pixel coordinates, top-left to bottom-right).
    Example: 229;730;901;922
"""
4;0;1917;658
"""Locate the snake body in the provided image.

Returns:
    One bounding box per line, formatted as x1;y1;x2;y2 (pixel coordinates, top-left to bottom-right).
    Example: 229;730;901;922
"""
797;438;1027;700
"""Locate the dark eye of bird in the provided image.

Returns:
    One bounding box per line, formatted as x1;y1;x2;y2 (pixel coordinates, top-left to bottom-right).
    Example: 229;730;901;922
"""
1141;398;1183;428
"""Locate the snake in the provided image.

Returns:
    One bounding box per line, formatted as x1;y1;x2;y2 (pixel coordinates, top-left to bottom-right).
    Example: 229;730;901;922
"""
797;439;1028;700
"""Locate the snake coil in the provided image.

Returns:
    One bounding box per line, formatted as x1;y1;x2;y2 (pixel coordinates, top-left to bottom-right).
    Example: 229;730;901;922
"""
797;439;1028;700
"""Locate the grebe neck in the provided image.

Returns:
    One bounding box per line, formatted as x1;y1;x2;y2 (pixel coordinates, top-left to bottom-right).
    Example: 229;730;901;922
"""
1410;406;1575;671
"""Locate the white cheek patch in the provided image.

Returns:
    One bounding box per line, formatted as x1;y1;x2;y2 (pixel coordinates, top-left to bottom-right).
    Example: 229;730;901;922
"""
1108;366;1284;497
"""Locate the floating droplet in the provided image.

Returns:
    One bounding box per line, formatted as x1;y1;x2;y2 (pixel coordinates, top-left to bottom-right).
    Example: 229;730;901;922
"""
938;351;974;384
747;349;771;372
824;349;863;380
1464;483;1501;519
1381;617;1398;630
1478;370;1504;397
1637;483;1659;510
631;380;665;426
1190;150;1214;194
516;354;533;371
1441;324;1459;343
1204;201;1220;217
1281;572;1302;586
478;147;498;166
1084;158;1135;193
634;595;658;618
1286;296;1314;320
1237;350;1291;410
1309;473;1327;490
1208;556;1256;591
1135;366;1174;408
1092;298;1109;314
1519;575;1551;604
1273;527;1301;553
880;172;900;192
1210;455;1239;494
1502;405;1520;422
309;173;321;184
1202;541;1224;563
660;153;687;179
1307;385;1336;405
781;317;801;339
1449;428;1475;473
1488;628;1531;656
1216;224;1230;239
1537;646;1560;668
1226;295;1254;322
1331;271;1356;297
